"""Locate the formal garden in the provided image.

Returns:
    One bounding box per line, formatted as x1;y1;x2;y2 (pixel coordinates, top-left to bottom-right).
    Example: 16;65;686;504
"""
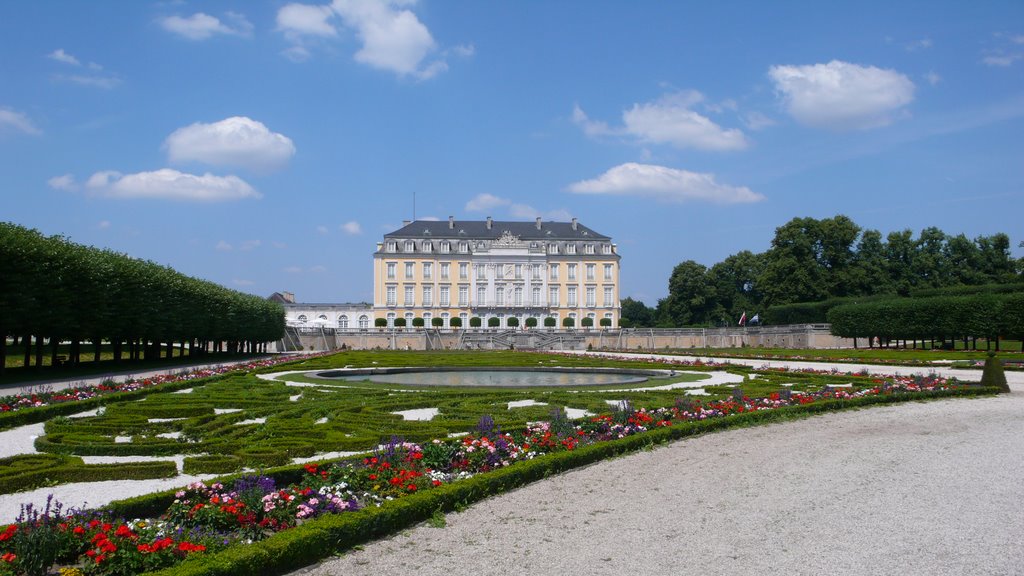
0;349;1005;576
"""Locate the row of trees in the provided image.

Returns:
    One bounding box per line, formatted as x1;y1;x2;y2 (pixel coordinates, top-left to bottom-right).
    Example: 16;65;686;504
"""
374;317;613;329
621;215;1021;328
0;223;285;373
828;293;1024;350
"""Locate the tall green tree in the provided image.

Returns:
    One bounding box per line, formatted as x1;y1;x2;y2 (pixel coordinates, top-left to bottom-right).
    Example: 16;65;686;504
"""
661;260;717;326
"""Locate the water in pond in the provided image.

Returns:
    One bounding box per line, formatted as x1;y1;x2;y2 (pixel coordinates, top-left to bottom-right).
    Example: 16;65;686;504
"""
332;370;648;387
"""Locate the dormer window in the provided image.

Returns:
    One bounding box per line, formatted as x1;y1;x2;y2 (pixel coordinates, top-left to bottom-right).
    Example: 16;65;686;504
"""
459;242;468;253
386;241;397;252
566;244;577;255
422;241;432;252
602;244;612;255
585;244;594;254
440;241;450;253
548;244;559;254
404;241;415;252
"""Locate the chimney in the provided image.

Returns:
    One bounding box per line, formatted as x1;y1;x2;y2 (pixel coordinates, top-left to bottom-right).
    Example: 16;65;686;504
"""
402;220;411;226
486;216;492;230
535;217;542;230
571;218;578;231
448;216;455;229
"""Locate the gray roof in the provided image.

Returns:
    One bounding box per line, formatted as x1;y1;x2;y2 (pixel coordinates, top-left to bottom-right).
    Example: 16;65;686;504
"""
384;219;612;241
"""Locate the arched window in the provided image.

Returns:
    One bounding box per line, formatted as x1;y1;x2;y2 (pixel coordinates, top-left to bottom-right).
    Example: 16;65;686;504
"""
338;315;349;329
318;314;328;322
358;315;369;329
297;314;308;323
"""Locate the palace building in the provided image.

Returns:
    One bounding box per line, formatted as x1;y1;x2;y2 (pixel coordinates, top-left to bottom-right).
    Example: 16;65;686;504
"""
373;217;621;329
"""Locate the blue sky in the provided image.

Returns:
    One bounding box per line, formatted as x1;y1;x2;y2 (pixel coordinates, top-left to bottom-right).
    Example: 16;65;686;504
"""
2;1;1022;305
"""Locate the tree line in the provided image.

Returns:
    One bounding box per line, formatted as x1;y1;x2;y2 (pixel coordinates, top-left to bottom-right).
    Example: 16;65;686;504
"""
621;215;1021;328
0;222;285;373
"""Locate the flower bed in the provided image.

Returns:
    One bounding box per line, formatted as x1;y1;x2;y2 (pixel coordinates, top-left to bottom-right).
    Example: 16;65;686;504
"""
0;375;996;576
0;354;331;417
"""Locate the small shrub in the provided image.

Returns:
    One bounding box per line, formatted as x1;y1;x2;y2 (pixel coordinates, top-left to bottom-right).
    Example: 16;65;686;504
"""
449;317;462;328
374;318;387;328
544;317;557;328
393;318;407;328
183;455;243;475
469;317;482;328
581;317;594;328
562;317;575;328
525;317;538;328
412;318;425;328
487;317;501;328
431;317;444;328
600;318;612;328
507;317;520;328
981;353;1009;392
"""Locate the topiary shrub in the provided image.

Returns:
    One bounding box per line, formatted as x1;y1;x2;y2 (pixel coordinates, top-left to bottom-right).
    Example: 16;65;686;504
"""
412;317;425;328
525;317;538;328
393;317;407;328
469;317;482;328
487;317;501;328
449;317;462;328
432;317;444;328
183;454;243;475
562;317;575;328
581;317;594;328
600;318;612;328
375;318;387;328
544;317;557;328
981;352;1010;392
506;317;519;328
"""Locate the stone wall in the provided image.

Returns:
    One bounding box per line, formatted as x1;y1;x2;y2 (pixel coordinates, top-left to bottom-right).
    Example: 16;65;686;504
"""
272;324;853;352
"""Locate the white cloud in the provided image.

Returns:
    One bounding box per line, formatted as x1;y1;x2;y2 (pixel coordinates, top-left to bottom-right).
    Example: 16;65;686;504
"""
97;220;111;230
239;239;261;251
340;221;362;234
0;108;41;135
509;204;572;221
277;3;337;38
216;240;234;251
924;71;942;86
332;0;440;78
309;264;328;273
86;169;260;202
983;54;1022;67
284;266;303;274
567;163;764;204
743;111;777;131
451;44;475;57
575;91;749;151
48;49;80;65
906;38;932;51
48;174;78;191
281;45;312;62
278;1;446;79
316;225;329;235
159;12;253;40
571;104;613;137
420;215;441;221
465;193;511;212
164;117;296;171
769;60;916;130
61;74;120;89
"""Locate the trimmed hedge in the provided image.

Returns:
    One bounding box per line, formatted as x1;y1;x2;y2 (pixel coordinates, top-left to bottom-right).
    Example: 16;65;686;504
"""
0;458;176;493
129;385;1000;576
182;455;242;475
234;446;290;468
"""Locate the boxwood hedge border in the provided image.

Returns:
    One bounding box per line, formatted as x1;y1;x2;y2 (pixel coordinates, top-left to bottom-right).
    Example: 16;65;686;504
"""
99;385;1001;576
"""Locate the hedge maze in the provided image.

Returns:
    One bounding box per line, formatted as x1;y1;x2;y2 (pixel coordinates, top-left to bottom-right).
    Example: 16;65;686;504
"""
4;357;876;492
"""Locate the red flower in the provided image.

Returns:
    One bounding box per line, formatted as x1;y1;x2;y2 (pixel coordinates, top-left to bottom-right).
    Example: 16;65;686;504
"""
1;553;15;563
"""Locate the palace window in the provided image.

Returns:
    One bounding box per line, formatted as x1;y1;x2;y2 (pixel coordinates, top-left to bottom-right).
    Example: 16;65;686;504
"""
603;244;612;255
568;264;577;281
386;241;397;252
549;286;559;306
514;286;523;306
423;262;433;280
604;286;614;307
550;264;559;281
359;315;369;329
440;241;450;253
422;241;432;253
459;262;468;279
297;314;308;323
386;262;396;279
423;286;433;307
566;244;577;255
477;285;487;305
405;262;414;279
440;285;450;307
532;286;541;306
459;242;469;253
585;244;594;255
568;286;577;307
404;241;415;252
459;285;469;306
338;315;348;329
440;262;450;280
404;285;414;306
386;286;396;306
586;286;595;308
476;264;486;280
586;264;595;281
496;286;505;305
604;264;613;280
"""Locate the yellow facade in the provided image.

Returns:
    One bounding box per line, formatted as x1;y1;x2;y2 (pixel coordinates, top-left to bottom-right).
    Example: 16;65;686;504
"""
373;218;620;329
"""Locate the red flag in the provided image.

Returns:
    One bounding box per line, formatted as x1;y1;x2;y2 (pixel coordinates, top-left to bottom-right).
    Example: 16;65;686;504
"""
738;311;747;326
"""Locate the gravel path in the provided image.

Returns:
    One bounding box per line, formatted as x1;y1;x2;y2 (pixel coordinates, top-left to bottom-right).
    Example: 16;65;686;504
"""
294;379;1023;576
